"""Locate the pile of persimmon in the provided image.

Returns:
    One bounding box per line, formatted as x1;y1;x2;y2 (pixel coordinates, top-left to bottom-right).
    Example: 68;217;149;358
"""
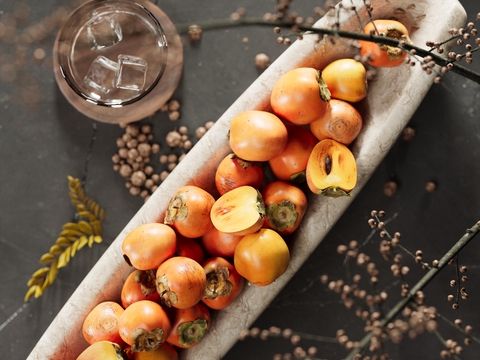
76;19;411;360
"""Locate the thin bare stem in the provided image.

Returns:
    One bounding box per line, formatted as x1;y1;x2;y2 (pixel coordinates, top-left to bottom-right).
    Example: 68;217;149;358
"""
344;221;480;360
175;18;480;84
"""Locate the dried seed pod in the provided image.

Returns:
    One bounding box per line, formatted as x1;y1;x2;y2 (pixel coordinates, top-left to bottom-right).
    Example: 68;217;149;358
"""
195;126;207;139
131;171;147;187
166;130;182;147
255;53;270;69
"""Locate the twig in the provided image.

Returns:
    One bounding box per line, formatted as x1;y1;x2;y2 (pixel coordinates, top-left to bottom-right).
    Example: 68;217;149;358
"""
344;221;480;360
175;18;480;84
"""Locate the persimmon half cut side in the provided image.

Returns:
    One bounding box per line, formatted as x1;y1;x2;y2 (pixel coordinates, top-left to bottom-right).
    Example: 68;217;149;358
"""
210;185;265;236
306;139;357;197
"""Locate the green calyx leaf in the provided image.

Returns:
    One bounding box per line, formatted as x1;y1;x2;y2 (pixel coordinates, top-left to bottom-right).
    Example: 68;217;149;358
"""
266;200;299;232
178;319;208;346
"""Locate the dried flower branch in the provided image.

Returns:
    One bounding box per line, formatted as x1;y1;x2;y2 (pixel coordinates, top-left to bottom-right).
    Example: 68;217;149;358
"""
24;176;105;302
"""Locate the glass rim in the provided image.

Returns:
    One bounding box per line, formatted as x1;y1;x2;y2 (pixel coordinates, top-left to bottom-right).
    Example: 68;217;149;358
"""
55;0;168;108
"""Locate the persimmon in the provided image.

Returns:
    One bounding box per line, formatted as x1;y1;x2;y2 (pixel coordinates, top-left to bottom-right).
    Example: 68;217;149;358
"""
121;269;161;308
210;185;266;236
164;185;215;238
268;125;318;182
175;234;205;264
270;67;331;125
359;19;412;68
262;181;308;236
321;58;367;103
118;300;172;352
229;110;288;162
309;99;363;145
202;256;244;310
166;302;211;348
215;153;264;195
128;342;178;360
82;301;124;346
201;226;243;258
234;228;290;286
306;139;357;197
76;341;127;360
122;223;176;271
156;256;207;309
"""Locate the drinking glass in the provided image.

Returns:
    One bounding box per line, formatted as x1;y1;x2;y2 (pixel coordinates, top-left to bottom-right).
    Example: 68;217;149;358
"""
53;0;183;124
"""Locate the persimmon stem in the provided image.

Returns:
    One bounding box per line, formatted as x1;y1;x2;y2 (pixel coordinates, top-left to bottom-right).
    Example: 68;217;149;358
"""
175;18;480;84
344;221;480;360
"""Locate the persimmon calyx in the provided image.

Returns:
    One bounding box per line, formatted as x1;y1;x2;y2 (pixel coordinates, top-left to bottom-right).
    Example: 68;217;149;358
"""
178;319;208;346
156;274;178;307
229;153;258;169
318;186;352;198
378;28;413;61
135;269;157;296
204;266;233;299
164;191;188;224
131;327;165;352
290;170;306;183
266;200;299;232
317;70;331;102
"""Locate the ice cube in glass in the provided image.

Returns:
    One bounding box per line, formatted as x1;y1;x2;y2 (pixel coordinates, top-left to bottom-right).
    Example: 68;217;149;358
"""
115;55;148;91
86;14;123;50
84;55;118;94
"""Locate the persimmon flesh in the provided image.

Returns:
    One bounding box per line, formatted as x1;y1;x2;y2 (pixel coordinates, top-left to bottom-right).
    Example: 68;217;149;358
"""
210;185;265;236
306;139;357;197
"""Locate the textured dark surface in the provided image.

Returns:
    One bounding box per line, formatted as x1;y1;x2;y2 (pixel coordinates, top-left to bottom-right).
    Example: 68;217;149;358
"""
1;0;480;359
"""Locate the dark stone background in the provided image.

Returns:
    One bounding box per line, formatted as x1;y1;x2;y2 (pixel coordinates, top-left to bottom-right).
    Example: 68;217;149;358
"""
1;0;479;359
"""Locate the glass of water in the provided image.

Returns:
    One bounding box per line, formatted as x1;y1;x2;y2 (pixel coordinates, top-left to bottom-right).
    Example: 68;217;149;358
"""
54;0;178;124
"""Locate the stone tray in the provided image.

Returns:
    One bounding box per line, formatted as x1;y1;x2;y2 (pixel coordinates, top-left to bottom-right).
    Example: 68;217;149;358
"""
28;0;466;358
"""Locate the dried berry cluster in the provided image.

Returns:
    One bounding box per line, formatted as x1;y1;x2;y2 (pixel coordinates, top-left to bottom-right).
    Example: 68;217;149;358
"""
112;100;214;202
238;326;319;360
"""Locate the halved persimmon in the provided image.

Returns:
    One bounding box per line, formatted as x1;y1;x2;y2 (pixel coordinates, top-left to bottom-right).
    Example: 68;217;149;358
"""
210;185;265;236
359;19;412;68
268;125;318;182
164;185;215;239
321;58;367;103
306;139;357;197
229;110;288;162
309;99;363;145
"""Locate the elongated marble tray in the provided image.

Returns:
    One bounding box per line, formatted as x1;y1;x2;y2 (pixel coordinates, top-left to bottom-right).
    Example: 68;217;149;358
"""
28;0;466;358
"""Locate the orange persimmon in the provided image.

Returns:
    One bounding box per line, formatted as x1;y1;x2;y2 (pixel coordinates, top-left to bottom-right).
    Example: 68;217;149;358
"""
121;269;161;308
202;256;244;310
164;185;215;238
306;139;357;197
166;302;211;348
156;256;207;309
82;301;125;346
215;153;264;195
210;185;265;236
270;67;331;125
234;228;290;286
77;341;126;360
201;226;243;258
128;342;178;360
268;125;318;182
262;180;308;236
359;19;412;68
122;223;177;271
309;99;363;145
229;110;288;162
321;58;367;103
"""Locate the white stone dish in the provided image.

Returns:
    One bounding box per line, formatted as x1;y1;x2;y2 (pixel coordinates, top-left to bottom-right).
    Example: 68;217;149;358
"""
28;0;466;358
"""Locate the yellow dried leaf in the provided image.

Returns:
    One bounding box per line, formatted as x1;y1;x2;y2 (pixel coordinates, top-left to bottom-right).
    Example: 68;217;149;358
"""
25;286;38;302
58;252;68;268
31;267;50;278
47;261;58;285
40;253;55;263
62;222;80;231
27;277;44;287
34;286;43;298
55;237;72;246
59;229;84;238
78;236;88;250
78;220;93;235
93;235;102;244
71;239;79;257
49;245;64;255
88;235;95;247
